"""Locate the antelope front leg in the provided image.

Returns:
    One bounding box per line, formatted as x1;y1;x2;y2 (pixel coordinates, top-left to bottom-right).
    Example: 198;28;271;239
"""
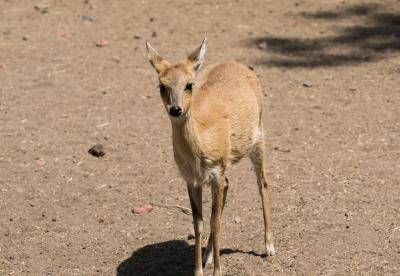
203;177;229;267
187;184;203;276
210;176;225;276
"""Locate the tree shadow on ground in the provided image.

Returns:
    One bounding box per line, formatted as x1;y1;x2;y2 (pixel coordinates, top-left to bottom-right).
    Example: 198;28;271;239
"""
248;3;400;68
116;240;266;276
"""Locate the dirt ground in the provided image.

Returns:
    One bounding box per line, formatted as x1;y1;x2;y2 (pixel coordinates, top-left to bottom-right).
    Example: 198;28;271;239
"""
1;0;399;275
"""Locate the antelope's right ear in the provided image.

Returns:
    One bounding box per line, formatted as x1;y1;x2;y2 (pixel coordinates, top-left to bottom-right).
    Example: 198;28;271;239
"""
187;37;207;73
146;41;170;74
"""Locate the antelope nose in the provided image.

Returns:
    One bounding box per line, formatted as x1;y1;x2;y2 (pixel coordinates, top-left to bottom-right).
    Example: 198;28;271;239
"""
169;106;182;117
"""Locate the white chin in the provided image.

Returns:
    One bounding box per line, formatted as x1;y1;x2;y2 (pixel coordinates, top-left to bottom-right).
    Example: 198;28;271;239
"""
169;114;185;121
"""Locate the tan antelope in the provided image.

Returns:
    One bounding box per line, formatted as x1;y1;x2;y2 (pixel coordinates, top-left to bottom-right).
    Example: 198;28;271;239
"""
146;38;275;276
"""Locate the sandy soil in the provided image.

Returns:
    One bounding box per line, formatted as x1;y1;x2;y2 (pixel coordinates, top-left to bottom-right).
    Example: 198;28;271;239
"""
0;0;399;275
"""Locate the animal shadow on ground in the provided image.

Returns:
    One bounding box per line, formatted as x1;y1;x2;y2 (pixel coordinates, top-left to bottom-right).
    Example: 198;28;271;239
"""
116;240;266;276
248;3;400;68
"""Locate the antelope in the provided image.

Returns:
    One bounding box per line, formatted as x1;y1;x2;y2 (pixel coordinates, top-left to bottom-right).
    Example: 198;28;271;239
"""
146;38;275;276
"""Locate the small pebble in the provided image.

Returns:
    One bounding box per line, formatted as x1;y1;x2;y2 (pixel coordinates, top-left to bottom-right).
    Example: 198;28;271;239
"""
273;147;291;153
88;144;105;157
22;36;28;41
82;15;95;22
133;33;141;39
132;204;153;214
234;217;241;223
34;5;49;14
96;40;109;47
258;41;268;50
151;31;157;37
303;80;312;87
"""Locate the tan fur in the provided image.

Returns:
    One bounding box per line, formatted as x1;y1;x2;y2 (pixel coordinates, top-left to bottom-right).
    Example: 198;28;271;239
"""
146;39;274;276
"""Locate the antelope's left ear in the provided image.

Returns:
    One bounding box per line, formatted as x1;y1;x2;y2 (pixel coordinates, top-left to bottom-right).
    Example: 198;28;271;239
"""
187;37;207;73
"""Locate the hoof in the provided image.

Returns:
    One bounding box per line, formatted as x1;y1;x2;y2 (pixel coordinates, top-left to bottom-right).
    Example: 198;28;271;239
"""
195;268;203;276
266;243;276;256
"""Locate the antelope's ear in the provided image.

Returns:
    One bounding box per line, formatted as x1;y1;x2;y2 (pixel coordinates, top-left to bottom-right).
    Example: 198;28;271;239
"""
146;41;170;74
187;37;207;73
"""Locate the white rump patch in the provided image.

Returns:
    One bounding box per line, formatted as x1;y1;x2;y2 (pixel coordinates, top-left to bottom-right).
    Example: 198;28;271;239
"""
200;165;221;186
184;156;221;186
209;166;221;180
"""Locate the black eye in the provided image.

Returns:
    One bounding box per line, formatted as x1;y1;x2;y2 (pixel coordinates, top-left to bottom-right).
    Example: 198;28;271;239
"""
185;83;193;92
159;84;167;95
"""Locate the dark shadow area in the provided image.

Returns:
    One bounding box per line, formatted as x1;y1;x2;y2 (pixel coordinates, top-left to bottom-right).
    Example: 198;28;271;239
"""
249;3;400;68
303;3;381;19
116;240;266;276
116;240;194;276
